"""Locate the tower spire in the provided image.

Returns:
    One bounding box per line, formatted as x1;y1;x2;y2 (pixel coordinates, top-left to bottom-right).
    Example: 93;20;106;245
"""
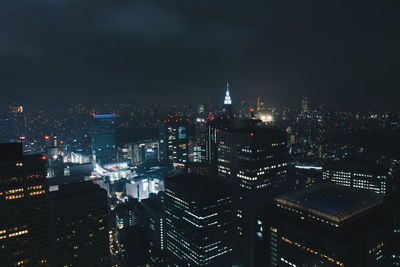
224;82;232;105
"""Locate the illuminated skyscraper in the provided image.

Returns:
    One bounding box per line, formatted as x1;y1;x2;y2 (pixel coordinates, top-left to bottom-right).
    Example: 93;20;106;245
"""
159;117;189;166
165;173;233;266
223;82;233;119
90;114;117;164
205;83;235;164
217;127;289;266
0;143;49;266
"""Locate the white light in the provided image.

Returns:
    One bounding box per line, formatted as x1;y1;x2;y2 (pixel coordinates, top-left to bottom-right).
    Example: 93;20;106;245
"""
260;114;273;122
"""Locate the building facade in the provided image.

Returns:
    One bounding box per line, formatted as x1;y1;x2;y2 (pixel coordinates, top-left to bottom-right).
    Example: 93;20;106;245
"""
165;174;232;266
0;143;50;266
49;182;109;266
323;159;391;195
217;127;289;266
90;114;117;164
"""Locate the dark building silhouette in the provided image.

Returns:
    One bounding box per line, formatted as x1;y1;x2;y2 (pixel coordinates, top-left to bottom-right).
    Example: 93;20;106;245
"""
49;181;109;266
142;196;165;265
90;114;117;164
386;186;400;266
0;143;50;266
269;183;387;266
165;173;232;266
217;127;289;267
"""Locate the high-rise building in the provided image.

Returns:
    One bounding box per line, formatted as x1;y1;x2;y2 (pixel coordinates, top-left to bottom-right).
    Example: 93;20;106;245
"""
269;183;387;266
159;117;189;166
205;83;235;164
217;127;289;266
0;143;50;266
141;196;165;265
90;114;117;164
49;181;109;266
165;173;233;266
322;158;391;195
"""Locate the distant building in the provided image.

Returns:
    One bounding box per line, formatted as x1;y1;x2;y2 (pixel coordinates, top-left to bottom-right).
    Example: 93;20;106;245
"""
217;127;289;266
49;181;109;266
204;83;235;165
90;114;117;164
323;158;391;195
301;97;309;114
223;82;233;119
0;143;50;266
269;183;387;266
127;139;160;165
159;118;189;165
165;173;233;266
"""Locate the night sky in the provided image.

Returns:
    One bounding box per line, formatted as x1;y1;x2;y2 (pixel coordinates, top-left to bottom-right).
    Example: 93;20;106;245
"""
1;0;399;108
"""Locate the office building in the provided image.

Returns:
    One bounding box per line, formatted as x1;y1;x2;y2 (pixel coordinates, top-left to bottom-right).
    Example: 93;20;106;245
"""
49;181;109;266
0;143;49;266
217;127;289;267
90;114;117;164
159;117;189;166
269;183;387;266
165;173;232;266
142;196;165;265
127;139;160;165
323;158;391;195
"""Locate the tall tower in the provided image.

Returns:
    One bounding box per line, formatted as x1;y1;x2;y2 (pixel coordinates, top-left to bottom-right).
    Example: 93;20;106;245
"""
223;82;233;118
90;114;117;164
224;82;232;105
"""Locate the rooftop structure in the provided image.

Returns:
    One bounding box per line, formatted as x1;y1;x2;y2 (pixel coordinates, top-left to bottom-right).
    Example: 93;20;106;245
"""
275;183;383;227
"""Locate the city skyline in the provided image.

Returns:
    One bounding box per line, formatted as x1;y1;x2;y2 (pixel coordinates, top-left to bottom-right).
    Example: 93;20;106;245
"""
1;1;400;266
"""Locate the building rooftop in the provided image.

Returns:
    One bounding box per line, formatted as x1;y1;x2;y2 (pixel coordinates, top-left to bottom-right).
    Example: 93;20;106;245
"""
225;126;284;135
93;114;115;119
165;173;230;202
275;183;383;226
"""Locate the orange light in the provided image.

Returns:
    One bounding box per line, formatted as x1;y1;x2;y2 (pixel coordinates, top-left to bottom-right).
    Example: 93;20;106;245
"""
41;156;46;160
44;135;49;140
250;108;254;112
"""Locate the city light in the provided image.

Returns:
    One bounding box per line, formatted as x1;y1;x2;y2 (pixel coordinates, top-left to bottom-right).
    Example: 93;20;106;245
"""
260;114;273;122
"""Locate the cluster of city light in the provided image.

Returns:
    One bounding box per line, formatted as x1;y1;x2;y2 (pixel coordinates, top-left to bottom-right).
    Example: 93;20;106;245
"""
259;113;274;123
281;236;344;266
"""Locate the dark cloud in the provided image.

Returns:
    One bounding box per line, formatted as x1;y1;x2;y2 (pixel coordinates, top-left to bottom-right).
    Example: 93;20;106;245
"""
0;0;399;108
